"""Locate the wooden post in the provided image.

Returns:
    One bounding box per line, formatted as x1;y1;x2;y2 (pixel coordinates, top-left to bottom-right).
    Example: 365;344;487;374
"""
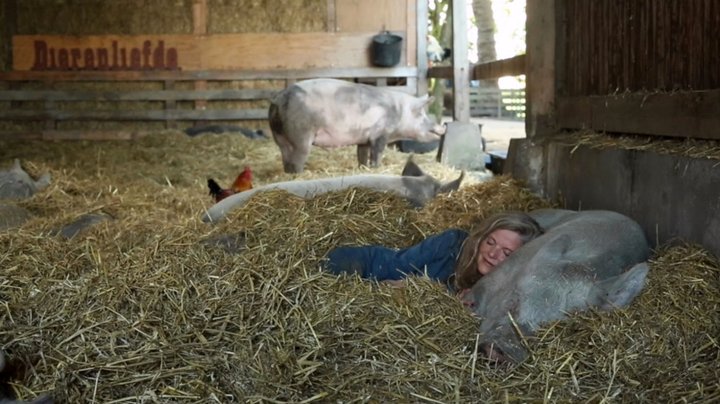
326;0;337;32
526;0;560;137
415;0;428;96
192;0;208;124
3;0;17;71
451;0;470;123
164;80;176;129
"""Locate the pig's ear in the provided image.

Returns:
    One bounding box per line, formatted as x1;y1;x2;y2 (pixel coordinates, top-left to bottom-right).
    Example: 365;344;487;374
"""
438;171;465;194
401;156;425;177
414;94;434;111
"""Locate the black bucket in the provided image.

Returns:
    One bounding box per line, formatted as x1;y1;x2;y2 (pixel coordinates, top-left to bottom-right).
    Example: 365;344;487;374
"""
371;31;402;67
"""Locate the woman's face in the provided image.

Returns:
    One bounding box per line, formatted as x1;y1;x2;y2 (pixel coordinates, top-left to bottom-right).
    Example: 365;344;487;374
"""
475;229;523;276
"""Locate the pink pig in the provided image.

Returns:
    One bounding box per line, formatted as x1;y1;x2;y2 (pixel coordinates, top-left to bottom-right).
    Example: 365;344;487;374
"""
268;78;446;173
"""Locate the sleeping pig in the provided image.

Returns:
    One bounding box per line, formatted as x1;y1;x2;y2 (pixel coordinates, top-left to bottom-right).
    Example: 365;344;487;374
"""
460;209;651;363
201;156;464;223
268;78;446;173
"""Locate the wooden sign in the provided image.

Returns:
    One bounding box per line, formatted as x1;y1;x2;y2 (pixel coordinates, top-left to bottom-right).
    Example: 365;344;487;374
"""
12;32;399;71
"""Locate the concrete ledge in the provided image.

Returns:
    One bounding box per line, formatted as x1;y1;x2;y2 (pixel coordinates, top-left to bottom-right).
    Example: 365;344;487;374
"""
508;138;720;257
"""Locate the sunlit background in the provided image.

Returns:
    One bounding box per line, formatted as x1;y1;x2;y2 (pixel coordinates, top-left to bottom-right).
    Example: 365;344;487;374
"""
467;0;526;89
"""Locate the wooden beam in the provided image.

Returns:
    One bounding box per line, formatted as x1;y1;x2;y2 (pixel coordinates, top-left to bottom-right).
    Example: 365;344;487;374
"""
0;66;418;81
526;0;559;137
164;80;176;129
11;32;388;71
327;0;337;32
192;0;208;34
415;0;428;96
0;89;278;101
472;54;526;80
427;55;527;80
3;0;17;71
451;0;470;122
556;91;720;141
192;0;209;114
0;109;269;121
0;130;146;141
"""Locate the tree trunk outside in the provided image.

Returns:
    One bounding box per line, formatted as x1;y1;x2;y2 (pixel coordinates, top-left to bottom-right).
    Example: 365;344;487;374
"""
472;0;501;117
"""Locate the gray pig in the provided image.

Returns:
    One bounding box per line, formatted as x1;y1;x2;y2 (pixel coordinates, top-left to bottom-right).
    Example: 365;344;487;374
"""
202;156;464;223
0;159;51;200
460;209;651;363
268;78;446;173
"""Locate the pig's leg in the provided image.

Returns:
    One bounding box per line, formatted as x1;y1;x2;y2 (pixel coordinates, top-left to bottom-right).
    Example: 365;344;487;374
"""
369;137;388;167
357;144;371;167
274;134;309;173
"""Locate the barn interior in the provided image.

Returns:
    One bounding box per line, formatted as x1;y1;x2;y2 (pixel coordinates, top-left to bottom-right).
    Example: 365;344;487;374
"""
0;0;718;402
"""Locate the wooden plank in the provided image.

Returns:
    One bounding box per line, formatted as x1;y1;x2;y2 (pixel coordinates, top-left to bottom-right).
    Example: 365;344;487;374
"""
0;108;269;121
327;0;337;32
556;90;720;141
451;0;470;122
192;0;208;112
406;0;417;68
427;55;526;80
414;0;427;96
164;80;176;129
427;65;453;79
335;0;405;31
526;0;558;137
0;89;278;101
0;130;144;141
192;0;208;34
12;32;395;71
3;0;17;71
0;66;418;81
471;54;526;80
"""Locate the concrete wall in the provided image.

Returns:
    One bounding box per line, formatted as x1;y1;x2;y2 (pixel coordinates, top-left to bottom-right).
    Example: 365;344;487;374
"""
508;138;720;257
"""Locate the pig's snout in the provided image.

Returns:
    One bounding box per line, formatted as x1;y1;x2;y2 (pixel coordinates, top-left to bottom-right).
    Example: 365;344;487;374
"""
434;123;447;136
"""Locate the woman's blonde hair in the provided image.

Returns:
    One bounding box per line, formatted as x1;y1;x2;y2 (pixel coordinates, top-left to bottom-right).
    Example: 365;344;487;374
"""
453;211;543;290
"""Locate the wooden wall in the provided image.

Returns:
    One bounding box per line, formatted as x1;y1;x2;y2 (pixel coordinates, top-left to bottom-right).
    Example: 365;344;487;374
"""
0;0;426;138
563;0;720;96
515;0;720;258
532;0;720;142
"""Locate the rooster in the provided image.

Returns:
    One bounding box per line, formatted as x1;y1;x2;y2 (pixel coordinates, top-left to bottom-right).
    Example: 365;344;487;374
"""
208;166;253;203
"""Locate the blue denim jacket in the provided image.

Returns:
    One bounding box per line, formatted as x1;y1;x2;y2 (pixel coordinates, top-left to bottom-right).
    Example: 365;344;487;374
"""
323;229;469;291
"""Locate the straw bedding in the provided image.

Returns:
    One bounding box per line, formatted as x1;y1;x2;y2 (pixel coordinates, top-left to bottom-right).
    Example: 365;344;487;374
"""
0;131;718;403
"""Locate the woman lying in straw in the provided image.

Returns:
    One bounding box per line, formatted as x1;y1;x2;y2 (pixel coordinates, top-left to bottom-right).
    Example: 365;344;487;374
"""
323;211;543;297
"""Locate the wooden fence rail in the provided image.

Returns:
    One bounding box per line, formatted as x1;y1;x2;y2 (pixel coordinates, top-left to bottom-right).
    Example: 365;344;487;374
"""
0;67;418;139
0;55;528;140
468;88;525;119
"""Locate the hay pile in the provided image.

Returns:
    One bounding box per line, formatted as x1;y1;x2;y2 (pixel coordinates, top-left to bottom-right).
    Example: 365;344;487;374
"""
558;130;720;161
0;132;718;402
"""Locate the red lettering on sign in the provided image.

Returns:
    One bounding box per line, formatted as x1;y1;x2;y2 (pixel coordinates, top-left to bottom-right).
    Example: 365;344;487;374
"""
70;48;81;69
30;39;181;71
58;49;69;69
166;48;178;70
97;48;108;69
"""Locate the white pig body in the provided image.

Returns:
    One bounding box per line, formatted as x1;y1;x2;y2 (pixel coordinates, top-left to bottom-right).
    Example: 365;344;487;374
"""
268;79;446;173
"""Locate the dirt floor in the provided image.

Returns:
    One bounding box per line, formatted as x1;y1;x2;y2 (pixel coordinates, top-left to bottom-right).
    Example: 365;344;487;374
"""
472;117;525;153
